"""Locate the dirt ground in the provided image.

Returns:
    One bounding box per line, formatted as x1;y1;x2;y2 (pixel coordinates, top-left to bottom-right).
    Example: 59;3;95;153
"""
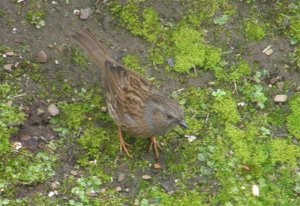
1;0;300;205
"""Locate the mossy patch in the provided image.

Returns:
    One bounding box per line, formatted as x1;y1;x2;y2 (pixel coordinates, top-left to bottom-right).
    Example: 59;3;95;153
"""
287;94;300;139
244;20;266;41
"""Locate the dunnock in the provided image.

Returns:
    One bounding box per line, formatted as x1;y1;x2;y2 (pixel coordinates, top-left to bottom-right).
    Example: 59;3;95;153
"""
71;28;187;158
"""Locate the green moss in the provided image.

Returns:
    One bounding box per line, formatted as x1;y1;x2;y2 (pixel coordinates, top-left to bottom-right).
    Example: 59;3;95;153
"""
54;103;92;131
172;26;222;73
0;102;25;155
287;95;300;139
290;17;300;44
244;20;266;41
212;94;240;124
2;152;56;185
77;127;118;165
122;54;144;74
270;138;299;168
109;2;162;43
140;187;207;205
26;11;45;29
71;47;88;68
228;60;251;82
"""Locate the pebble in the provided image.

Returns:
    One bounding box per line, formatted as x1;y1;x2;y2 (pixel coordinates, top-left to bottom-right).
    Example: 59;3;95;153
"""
101;106;107;112
13;142;22;150
36;50;48;63
141;175;152;180
153;163;162;169
4;64;13;72
274;94;287;103
37;108;45;115
48;191;55;197
115;186;122;192
5;51;15;56
252;185;259;197
185;135;197;142
167;58;175;67
48;104;59;116
262;45;273;56
51;182;59;189
70;170;78;176
73;9;80;16
80;8;92;20
117;173;125;182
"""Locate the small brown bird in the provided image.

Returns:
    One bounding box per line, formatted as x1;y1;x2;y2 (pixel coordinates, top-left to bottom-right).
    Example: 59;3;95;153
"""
71;28;187;158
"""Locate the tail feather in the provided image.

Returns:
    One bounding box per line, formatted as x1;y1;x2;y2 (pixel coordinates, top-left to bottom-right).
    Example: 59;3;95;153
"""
70;28;115;72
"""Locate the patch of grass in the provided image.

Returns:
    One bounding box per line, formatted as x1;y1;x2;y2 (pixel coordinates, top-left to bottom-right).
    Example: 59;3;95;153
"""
2;152;56;185
244;20;266;41
290;17;300;44
71;47;88;68
77;127;118;167
212;93;240;124
122;54;144;74
26;11;46;29
139;187;207;205
109;2;162;43
171;26;222;73
287;94;300;139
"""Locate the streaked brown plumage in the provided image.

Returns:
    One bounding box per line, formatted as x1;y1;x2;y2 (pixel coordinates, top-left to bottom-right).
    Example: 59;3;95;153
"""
71;28;186;158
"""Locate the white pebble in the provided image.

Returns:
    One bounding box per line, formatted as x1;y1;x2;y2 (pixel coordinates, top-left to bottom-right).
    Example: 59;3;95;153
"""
48;191;55;197
48;104;59;116
252;185;259;197
185;135;197;142
13;142;22;151
274;94;287;103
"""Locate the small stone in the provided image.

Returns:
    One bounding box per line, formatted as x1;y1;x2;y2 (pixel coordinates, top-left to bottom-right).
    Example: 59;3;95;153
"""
153;163;162;169
51;182;59;189
276;81;284;90
274;94;287;103
117;173;125;182
5;51;15;56
262;45;273;55
142;175;152;180
13;142;22;150
48;104;59;116
185;135;197;142
167;58;175;67
115;186;122;192
12;27;17;33
70;170;78;176
252;185;259;197
73;9;81;16
54;60;59;64
265;48;273;55
101;106;107;112
237;102;246;107
100;188;106;193
80;8;92;20
4;64;13;72
36;50;48;63
37;108;45;115
48;191;55;197
125;188;130;192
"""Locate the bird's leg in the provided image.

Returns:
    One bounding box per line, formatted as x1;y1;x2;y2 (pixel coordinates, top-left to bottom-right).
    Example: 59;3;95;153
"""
118;127;132;158
149;137;162;159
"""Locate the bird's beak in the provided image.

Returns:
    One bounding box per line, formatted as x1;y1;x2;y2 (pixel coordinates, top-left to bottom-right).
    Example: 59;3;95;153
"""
178;120;188;129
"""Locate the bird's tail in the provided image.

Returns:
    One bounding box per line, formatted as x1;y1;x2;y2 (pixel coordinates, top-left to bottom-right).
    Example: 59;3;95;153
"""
70;28;116;72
